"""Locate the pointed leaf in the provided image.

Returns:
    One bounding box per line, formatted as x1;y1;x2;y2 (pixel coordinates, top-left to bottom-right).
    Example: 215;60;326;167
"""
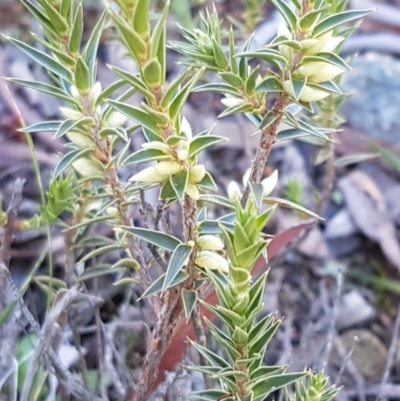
120;226;181;251
163;244;192;290
108;100;160;134
20;121;62;133
170;170;189;201
140;271;188;298
313;10;373;38
7;37;72;82
189;135;227;158
182;289;198;320
253;372;308;400
271;0;298;30
53;148;93;179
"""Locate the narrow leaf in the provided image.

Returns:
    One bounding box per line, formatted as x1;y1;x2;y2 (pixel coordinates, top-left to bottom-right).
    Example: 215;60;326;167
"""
120;226;181;251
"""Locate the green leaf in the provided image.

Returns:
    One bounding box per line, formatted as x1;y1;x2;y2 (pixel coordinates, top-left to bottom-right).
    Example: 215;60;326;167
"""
189;390;232;401
83;10;106;81
255;76;283;93
77;266;124;282
253;372;308;401
41;1;69;35
109;9;147;63
169;68;205;122
160;68;192;110
312;10;373;37
276;128;308;141
99;127;128;142
20;121;62;133
198;172;218;191
74;57;91;94
95;79;125;107
150;1;169;82
260;111;279;130
170;170;189;200
302;52;351;71
189;135;227;158
78;244;123;264
108;65;156;103
245;65;260;96
53;148;93;179
123;149;171;165
189;340;231;369
108;100;160;134
182;289;198;320
211;37;228;69
133;0;150;38
263;197;321;219
193;83;240;96
237;50;287;69
140;270;188;298
7;37;73;82
334;152;378;168
20;0;53;32
54;117;94;139
120;226;181;251
163;244;192;290
7;78;76;104
291;78;307;101
369;142;400;173
271;0;298;30
249;366;287;384
246;273;269;324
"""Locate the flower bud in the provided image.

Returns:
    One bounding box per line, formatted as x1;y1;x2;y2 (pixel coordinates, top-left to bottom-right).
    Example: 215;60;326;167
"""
60;107;85;121
227;181;241;203
185;184;200;200
106;207;119;217
177;149;189;161
282;80;294;98
106;111;128;128
66;131;93;148
261;169;278;197
242;168;251;187
154;160;184;176
299;86;330;102
189;165;206;184
129;166;168;183
195;250;229;273
72;157;104;178
196;235;224;251
308;64;346;83
221;97;244;108
90;82;102;103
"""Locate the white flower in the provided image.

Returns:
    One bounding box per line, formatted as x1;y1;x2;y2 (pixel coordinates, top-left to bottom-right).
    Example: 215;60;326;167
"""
70;85;80;100
227;181;241;203
195;250;229;273
261;170;278;197
277;20;292;39
196;235;224;251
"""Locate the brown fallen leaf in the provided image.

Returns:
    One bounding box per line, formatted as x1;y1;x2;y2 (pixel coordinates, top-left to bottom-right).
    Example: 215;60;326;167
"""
338;170;400;271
